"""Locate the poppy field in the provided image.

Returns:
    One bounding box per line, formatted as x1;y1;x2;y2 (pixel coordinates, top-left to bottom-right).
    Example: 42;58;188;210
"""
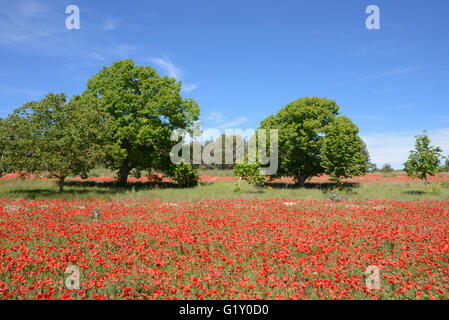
1;198;449;300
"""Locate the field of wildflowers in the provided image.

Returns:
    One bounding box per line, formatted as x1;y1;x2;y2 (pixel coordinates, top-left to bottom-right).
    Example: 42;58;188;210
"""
1;198;448;300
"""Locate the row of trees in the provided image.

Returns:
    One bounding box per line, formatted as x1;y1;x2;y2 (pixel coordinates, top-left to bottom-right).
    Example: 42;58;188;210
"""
5;58;434;192
0;59;199;191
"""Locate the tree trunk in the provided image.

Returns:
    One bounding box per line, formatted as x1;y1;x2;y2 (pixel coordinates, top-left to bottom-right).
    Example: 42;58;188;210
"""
296;175;307;187
58;177;65;193
424;175;430;192
119;159;130;186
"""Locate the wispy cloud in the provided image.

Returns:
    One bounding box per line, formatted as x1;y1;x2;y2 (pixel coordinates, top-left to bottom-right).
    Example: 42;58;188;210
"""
361;127;449;169
205;112;224;122
0;0;58;45
219;117;248;129
148;57;198;92
357;66;422;81
103;18;118;31
182;83;198;93
90;44;138;62
436;116;449;124
203;111;248;129
393;104;416;110
149;57;182;79
351;115;382;121
0;87;46;98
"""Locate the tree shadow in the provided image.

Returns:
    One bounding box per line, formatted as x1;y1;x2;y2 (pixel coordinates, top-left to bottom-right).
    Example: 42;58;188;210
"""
266;181;360;190
8;179;191;199
7;188;109;200
63;179;181;191
404;190;426;195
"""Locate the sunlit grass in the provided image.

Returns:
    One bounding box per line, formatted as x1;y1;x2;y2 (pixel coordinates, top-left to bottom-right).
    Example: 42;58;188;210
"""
1;178;448;201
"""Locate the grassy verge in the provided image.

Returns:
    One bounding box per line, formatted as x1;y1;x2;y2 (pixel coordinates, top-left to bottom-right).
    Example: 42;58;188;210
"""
1;178;449;201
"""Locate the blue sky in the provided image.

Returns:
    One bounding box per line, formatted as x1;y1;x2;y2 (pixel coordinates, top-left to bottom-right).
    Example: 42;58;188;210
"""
0;0;448;168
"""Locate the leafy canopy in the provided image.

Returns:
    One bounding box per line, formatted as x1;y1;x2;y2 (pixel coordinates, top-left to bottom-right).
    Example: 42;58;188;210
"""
320;116;366;185
233;158;266;187
259;97;339;184
83;59;200;184
0;93;108;191
404;132;443;187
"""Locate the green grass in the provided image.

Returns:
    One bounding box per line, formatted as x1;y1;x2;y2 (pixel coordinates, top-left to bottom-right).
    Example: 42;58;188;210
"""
1;178;449;201
197;168;234;176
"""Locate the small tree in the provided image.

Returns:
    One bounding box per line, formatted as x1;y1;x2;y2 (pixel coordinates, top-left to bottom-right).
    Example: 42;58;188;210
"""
233;159;266;188
0;93;108;192
380;163;394;174
320;117;366;189
404;132;443;191
172;161;198;187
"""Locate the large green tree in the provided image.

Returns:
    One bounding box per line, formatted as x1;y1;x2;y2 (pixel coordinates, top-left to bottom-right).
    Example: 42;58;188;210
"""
0;93;108;192
320;116;366;187
259;97;339;185
404;132;443;191
83;59;200;185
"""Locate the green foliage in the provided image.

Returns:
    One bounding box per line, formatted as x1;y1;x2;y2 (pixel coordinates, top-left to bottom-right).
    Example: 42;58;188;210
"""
320;117;366;186
0;118;7;175
232;182;241;193
404;132;443;190
83;59;200;185
427;183;442;195
360;139;377;172
367;163;378;173
233;160;266;186
440;181;449;189
326;189;342;202
441;157;449;172
380;164;394;174
380;163;394;177
0;93;108;192
259;97;339;185
172;161;198;188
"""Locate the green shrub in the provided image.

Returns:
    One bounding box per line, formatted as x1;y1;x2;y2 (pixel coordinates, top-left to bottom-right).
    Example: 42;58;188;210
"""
440;181;449;189
380;163;394;174
172;162;198;188
129;168;142;179
326;189;342;202
427;183;441;195
233;161;266;187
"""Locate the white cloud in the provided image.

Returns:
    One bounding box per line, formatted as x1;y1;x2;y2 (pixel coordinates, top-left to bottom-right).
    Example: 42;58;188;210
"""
0;0;58;45
357;66;422;81
218;117;248;129
203;111;247;129
362;127;449;169
90;44;137;62
0;87;45;98
149;57;182;79
393;104;416;110
182;83;198;93
16;0;48;17
205;112;224;122
103;19;118;31
148;57;198;92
